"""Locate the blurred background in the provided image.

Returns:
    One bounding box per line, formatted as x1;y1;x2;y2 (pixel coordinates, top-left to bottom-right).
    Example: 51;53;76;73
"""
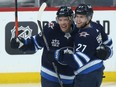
0;0;116;7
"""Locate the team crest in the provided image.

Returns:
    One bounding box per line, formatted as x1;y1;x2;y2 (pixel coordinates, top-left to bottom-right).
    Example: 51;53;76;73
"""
79;32;89;37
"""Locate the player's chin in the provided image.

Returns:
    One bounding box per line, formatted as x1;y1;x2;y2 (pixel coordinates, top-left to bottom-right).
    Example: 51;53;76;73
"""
61;27;67;32
77;25;82;29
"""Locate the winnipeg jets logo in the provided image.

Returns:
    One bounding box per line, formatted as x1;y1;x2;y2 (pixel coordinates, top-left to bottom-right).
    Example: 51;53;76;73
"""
11;26;32;39
64;33;71;39
51;39;60;47
79;32;89;37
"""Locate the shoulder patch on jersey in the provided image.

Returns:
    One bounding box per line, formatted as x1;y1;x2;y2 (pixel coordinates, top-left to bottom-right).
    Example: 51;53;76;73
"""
48;22;54;29
79;32;89;37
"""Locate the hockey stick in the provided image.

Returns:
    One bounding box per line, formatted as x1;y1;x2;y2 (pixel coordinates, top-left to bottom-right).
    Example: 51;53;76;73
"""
15;0;18;37
37;3;63;87
38;21;63;87
14;0;24;48
37;2;50;51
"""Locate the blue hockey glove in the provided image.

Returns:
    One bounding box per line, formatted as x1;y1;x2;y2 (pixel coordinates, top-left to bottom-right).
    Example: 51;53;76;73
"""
95;44;111;60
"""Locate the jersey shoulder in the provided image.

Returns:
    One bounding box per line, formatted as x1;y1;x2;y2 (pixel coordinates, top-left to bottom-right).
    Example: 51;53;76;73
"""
43;22;60;31
90;21;104;31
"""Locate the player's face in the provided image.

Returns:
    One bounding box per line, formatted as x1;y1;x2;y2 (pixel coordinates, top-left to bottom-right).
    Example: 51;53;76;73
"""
57;17;72;33
75;14;89;29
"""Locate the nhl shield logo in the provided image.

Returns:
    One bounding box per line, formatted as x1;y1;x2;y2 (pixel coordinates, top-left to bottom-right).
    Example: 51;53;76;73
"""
11;26;32;40
5;21;38;54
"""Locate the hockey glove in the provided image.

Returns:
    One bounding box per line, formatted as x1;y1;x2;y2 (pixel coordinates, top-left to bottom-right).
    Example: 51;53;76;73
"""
47;47;74;65
17;37;25;48
95;44;111;60
10;37;25;49
10;38;19;49
55;47;74;65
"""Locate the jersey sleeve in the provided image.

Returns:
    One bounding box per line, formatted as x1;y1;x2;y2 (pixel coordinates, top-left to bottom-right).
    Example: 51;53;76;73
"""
97;23;113;58
62;52;90;70
91;22;113;58
16;24;52;52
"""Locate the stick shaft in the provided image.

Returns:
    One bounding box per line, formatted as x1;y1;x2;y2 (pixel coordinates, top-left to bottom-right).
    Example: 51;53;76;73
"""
37;20;63;87
15;0;18;37
38;21;50;51
37;3;63;87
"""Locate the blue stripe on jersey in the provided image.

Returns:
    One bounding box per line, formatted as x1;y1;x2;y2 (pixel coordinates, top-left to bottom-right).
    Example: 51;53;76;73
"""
73;54;84;67
72;52;90;69
80;61;103;74
77;52;90;62
41;72;74;84
41;66;75;84
74;59;103;75
103;36;112;46
109;48;113;58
